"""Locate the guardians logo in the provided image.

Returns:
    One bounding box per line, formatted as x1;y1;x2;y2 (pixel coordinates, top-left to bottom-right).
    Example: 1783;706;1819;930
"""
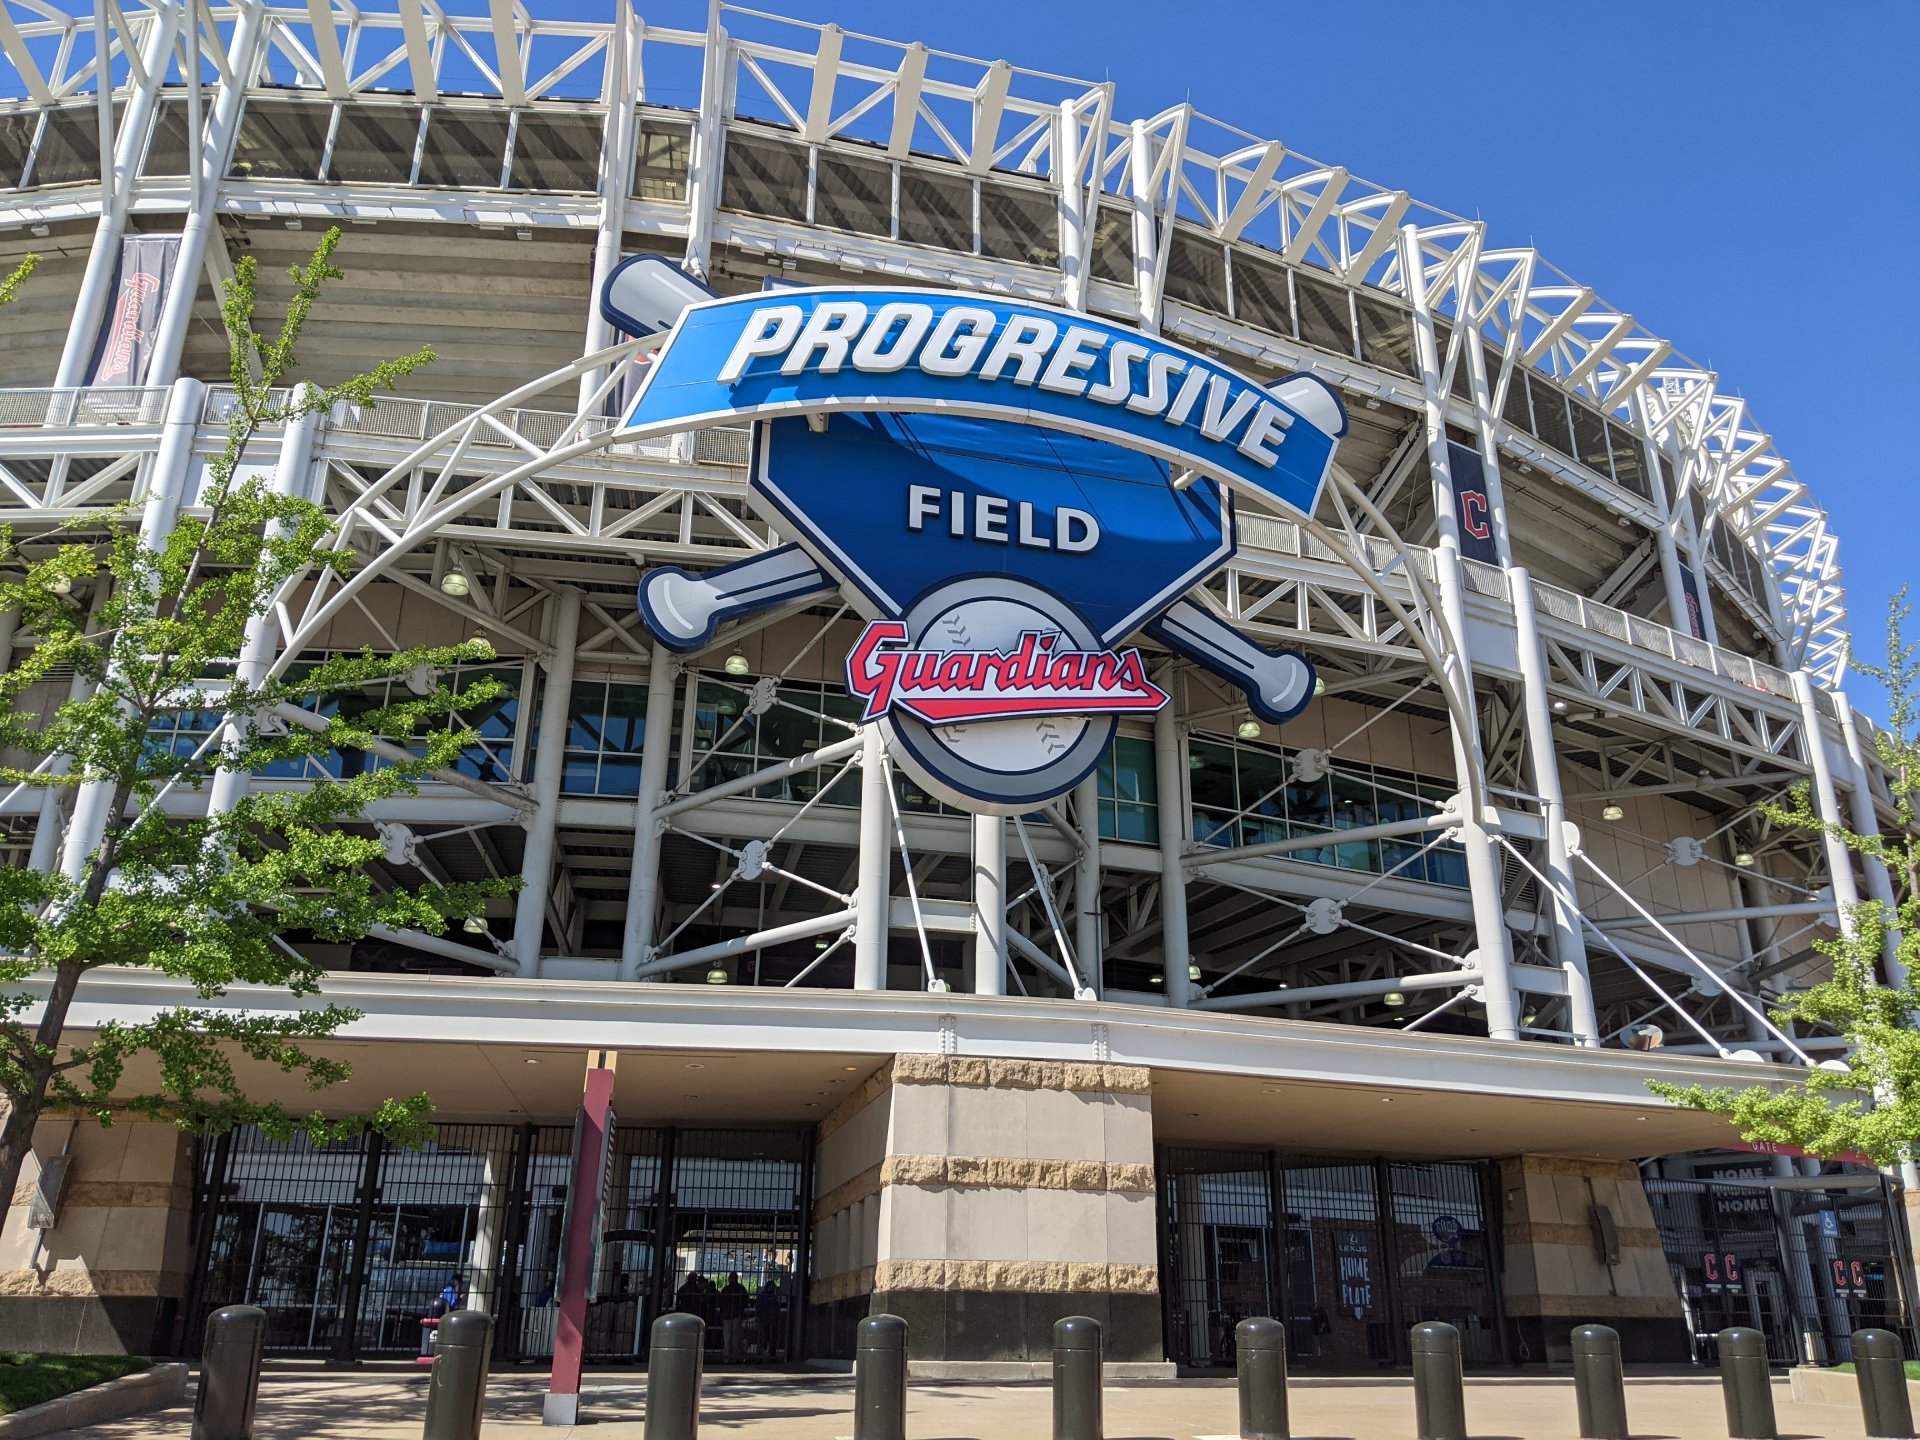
606;257;1345;813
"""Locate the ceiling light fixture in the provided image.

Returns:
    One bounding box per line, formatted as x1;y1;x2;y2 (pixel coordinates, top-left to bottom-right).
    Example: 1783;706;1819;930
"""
705;965;730;985
1382;990;1407;1008
1601;803;1625;822
440;568;471;597
1188;962;1202;981
1550;698;1569;713
1236;717;1261;741
29;222;48;238
1734;851;1756;868
47;573;73;595
463;915;488;934
724;650;751;677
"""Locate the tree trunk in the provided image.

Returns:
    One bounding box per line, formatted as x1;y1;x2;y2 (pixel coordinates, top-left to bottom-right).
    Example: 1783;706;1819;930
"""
0;959;87;1224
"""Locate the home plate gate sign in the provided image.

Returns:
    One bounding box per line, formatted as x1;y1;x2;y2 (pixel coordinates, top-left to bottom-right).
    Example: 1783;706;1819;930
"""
606;255;1348;814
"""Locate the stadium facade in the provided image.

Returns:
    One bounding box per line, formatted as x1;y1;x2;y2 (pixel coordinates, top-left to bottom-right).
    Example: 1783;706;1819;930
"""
0;0;1910;1382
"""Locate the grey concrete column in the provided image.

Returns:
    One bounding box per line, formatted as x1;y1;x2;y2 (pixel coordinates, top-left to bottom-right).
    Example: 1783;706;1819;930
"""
1835;694;1907;987
1791;670;1862;927
207;393;323;817
853;725;891;990
1152;670;1192;1006
972;812;1007;997
511;591;582;976
1073;773;1103;998
53;6;183;387
57;377;202;882
1398;226;1520;1041
618;644;679;981
1510;567;1599;1045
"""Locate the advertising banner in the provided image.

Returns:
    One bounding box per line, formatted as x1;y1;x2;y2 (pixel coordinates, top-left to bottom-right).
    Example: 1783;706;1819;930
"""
1445;441;1500;565
86;234;181;387
1677;564;1707;640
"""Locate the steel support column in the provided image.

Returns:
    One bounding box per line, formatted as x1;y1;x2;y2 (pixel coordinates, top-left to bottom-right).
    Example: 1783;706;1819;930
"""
1510;566;1599;1045
1791;669;1862;927
1399;226;1519;1041
1073;773;1103;998
972;811;1006;997
853;725;891;990
145;0;269;389
618;644;679;981
1835;695;1907;988
1152;668;1192;1006
578;1;640;409
1637;398;1696;640
681;7;730;280
1056;101;1088;312
53;5;182;387
57;377;201;882
511;590;582;976
1457;291;1514;564
207;393;322;817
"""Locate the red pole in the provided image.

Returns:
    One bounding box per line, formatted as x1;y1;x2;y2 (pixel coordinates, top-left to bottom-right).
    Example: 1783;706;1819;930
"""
544;1051;617;1427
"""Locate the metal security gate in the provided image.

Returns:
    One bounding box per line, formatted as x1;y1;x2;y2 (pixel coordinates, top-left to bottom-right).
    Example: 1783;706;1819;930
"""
1157;1148;1505;1372
1647;1175;1916;1366
186;1122;810;1364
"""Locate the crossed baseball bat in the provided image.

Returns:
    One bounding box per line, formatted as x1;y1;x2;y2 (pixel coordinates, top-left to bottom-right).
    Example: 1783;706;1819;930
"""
640;546;1315;724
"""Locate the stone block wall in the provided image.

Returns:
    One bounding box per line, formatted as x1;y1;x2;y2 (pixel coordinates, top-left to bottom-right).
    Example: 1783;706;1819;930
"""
0;1115;196;1353
810;1054;1161;1370
1498;1155;1687;1363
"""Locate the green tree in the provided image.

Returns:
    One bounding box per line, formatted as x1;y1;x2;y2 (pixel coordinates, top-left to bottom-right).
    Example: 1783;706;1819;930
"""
1650;591;1920;1164
0;229;517;1218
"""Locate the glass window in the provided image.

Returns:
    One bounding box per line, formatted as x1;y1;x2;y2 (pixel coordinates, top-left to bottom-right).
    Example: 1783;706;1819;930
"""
0;108;37;187
1097;735;1158;843
229;99;333;182
720;130;808;221
1497;347;1532;432
1293;272;1354;358
1525;372;1574;457
143;99;194;178
978;180;1058;267
632;119;690;202
814;150;893;238
1571;400;1615;486
418;108;510;189
1606;421;1649;499
326;106;420;185
555;678;647;797
1164;227;1227;314
509;110;601;192
1357;295;1416;377
27;104;103;187
898;166;973;251
1230;248;1292;337
1235;745;1289;846
1088;203;1132;286
1188;738;1236;847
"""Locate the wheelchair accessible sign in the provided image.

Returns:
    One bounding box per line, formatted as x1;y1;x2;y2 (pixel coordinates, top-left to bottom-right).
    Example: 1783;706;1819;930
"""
618;277;1346;813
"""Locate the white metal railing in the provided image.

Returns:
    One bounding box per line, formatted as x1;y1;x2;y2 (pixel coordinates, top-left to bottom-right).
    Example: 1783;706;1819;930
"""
0;386;169;428
1529;577;1794;697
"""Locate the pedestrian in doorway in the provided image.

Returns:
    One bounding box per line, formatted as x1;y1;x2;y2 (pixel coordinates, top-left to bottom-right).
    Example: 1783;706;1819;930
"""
720;1272;749;1363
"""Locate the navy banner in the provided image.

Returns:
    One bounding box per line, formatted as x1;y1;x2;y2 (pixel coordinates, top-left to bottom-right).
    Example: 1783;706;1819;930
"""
86;234;181;387
1445;441;1500;565
1677;565;1707;639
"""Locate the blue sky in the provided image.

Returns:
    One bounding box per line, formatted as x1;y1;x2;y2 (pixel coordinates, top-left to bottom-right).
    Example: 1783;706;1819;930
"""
581;0;1920;713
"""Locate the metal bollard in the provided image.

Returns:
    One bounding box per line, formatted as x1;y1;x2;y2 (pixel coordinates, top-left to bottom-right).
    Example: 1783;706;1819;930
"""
421;1310;493;1440
1235;1316;1290;1440
644;1312;705;1440
1570;1324;1629;1440
1852;1328;1915;1439
1052;1315;1103;1440
854;1314;909;1440
1410;1321;1468;1440
1717;1327;1778;1440
193;1304;266;1440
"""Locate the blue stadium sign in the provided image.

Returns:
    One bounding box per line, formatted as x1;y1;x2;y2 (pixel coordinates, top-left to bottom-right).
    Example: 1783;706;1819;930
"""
619;273;1345;812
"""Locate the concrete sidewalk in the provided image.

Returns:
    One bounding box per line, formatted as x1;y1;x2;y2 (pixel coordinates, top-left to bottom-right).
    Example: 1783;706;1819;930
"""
48;1365;1879;1439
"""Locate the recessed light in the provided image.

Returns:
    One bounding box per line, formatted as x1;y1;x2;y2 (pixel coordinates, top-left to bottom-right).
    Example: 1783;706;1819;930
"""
683;1093;700;1099
523;1058;541;1066
842;1066;859;1072
685;1063;704;1070
1380;1097;1393;1103
1187;1112;1200;1118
